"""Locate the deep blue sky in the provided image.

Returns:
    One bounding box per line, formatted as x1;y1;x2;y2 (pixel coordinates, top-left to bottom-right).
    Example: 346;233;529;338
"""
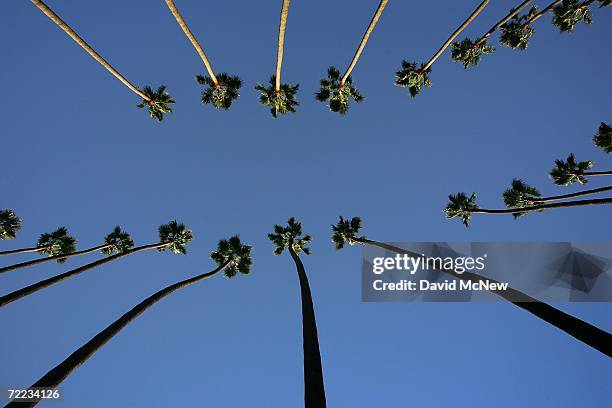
1;1;611;406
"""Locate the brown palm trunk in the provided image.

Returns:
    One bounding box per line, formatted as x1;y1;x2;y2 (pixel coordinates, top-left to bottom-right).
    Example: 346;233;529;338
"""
5;262;228;407
474;0;532;47
522;0;564;27
0;246;50;257
288;246;327;408
276;0;292;93
355;238;612;357
473;197;612;214
0;243;166;309
531;185;612;203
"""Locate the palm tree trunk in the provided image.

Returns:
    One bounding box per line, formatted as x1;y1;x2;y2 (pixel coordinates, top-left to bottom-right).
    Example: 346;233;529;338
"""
276;0;292;93
5;261;229;407
0;243;167;309
523;0;564;27
288;246;327;408
164;0;218;86
532;185;612;203
354;237;612;357
472;197;612;214
31;0;151;102
0;244;112;275
474;0;532;47
584;170;612;176
340;0;389;86
0;246;50;257
421;0;490;72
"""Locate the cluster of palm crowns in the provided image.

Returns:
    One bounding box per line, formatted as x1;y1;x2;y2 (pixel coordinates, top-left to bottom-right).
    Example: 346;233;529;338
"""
30;0;610;120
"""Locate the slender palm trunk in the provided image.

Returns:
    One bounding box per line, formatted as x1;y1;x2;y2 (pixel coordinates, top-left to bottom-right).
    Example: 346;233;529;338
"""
522;0;564;27
0;244;112;275
473;197;612;215
288;246;327;408
276;0;292;93
421;0;490;72
5;262;228;408
0;246;50;257
355;237;612;357
530;185;612;203
474;0;532;47
340;0;389;86
164;0;218;86
584;170;612;176
31;0;151;102
0;243;167;309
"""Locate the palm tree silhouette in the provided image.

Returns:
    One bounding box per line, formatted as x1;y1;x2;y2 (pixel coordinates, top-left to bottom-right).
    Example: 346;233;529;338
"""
0;210;21;240
31;0;174;121
5;237;252;407
395;0;490;96
316;0;388;113
268;217;326;407
0;227;75;258
593;122;611;154
0;221;192;309
549;153;612;186
332;216;612;357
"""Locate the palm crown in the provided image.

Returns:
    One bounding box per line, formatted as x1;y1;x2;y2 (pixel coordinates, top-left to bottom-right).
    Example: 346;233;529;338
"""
394;61;432;97
210;235;252;278
549;153;593;185
593;122;611;154
137;85;175;122
315;67;364;115
444;192;479;227
552;0;593;32
102;226;135;255
255;75;299;118
502;179;542;208
331;216;366;250
158;221;193;255
37;227;77;261
196;73;242;110
0;209;22;240
451;38;495;69
268;217;311;255
499;6;539;49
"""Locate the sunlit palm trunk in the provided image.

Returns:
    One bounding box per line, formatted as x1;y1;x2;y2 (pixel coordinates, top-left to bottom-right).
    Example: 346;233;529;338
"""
0;244;112;275
288;246;327;408
523;0;564;26
421;0;490;71
354;238;612;357
340;0;389;86
0;246;50;257
31;0;151;102
474;0;532;47
0;243;167;309
5;262;229;408
164;0;218;86
530;185;612;203
474;197;612;214
583;170;612;177
276;0;292;93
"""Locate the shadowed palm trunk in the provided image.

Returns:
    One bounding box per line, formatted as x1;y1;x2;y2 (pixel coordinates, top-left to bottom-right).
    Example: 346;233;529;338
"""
0;243;167;309
474;197;612;214
583;170;612;177
288;246;327;408
421;0;490;72
31;0;152;102
340;0;389;85
276;0;292;93
474;0;532;46
4;261;229;408
354;237;612;357
523;0;563;26
0;244;112;275
0;246;51;257
531;185;612;203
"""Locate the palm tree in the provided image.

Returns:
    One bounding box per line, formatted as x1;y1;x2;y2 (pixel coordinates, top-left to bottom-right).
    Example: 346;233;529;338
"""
316;0;388;113
255;0;299;117
394;0;490;97
31;0;174;121
5;237;252;407
552;0;599;32
499;0;566;49
0;227;75;258
451;0;532;69
0;226;133;275
0;210;21;240
550;153;612;185
332;216;612;357
164;0;242;110
593;122;611;154
0;221;192;309
503;179;612;210
268;218;326;407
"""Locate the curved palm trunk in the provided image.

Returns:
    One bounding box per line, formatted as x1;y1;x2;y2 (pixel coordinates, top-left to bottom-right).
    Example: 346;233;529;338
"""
523;0;564;26
474;0;532;47
584;170;612;176
0;244;112;275
0;243;166;309
472;197;612;215
421;0;490;72
276;0;292;93
31;0;151;102
5;262;228;408
164;0;218;85
355;238;612;357
0;246;50;257
531;185;612;203
340;0;389;85
288;246;327;408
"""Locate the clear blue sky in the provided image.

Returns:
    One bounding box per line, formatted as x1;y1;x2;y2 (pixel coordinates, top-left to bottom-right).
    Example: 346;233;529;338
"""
1;1;611;406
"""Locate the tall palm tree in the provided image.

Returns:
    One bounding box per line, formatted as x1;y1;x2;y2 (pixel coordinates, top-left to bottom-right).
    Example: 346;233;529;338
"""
5;237;252;407
31;0;174;121
0;210;21;240
552;0;600;32
0;226;133;275
499;1;563;49
451;0;532;69
0;221;192;309
316;0;388;114
550;153;612;185
394;0;490;97
164;0;242;110
0;227;75;258
332;216;612;357
593;122;611;154
255;0;299;117
268;218;326;407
